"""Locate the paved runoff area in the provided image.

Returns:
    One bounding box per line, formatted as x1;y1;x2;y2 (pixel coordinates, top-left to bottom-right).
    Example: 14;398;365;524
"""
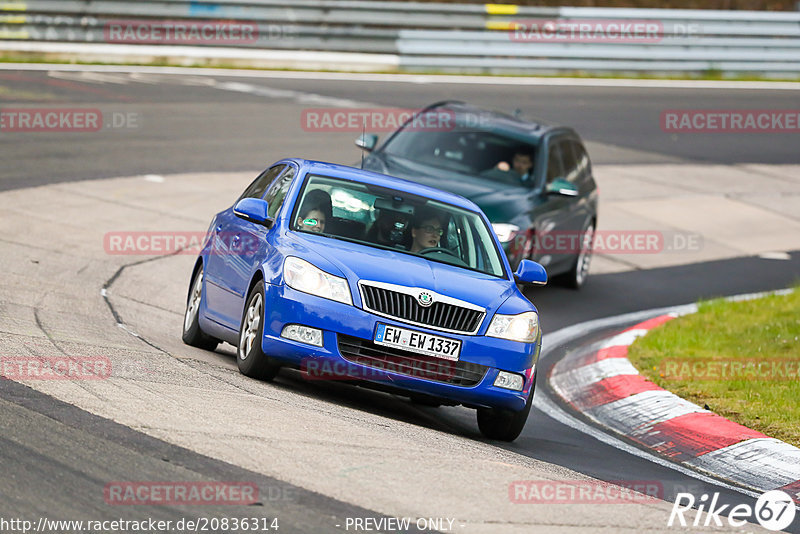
588;163;800;274
1;161;798;532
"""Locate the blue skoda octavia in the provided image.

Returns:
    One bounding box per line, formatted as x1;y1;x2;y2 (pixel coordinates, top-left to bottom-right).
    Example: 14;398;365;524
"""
182;159;547;441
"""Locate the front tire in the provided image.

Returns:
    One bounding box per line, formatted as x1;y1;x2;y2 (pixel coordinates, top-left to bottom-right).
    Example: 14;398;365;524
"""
562;222;594;290
476;386;534;442
182;267;220;351
237;283;280;381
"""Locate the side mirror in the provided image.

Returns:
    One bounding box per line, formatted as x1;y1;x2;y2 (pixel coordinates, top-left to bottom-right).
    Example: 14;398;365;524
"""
233;198;273;228
355;133;378;152
546;179;578;197
514;260;547;286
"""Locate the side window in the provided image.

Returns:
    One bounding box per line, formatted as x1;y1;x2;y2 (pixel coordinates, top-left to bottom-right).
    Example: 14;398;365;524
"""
240;165;285;201
572;140;591;180
561;140;580;184
546;142;564;184
264;167;296;218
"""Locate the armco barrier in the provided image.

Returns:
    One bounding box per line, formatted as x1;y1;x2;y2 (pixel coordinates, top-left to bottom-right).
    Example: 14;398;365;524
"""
1;1;799;76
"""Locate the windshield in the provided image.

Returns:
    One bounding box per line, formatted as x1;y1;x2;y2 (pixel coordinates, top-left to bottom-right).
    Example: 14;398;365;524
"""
291;175;506;278
381;112;537;186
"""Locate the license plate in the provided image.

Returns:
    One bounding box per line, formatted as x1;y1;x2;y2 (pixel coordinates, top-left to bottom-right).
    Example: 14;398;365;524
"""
374;323;461;361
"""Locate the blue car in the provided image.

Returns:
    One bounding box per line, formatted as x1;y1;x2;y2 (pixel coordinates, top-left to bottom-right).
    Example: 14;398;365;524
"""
182;159;547;441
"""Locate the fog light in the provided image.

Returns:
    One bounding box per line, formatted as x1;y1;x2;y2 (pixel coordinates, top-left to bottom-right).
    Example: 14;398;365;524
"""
281;324;323;347
494;370;524;391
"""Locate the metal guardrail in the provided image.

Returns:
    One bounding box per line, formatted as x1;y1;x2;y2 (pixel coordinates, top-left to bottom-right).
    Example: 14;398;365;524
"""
1;1;799;75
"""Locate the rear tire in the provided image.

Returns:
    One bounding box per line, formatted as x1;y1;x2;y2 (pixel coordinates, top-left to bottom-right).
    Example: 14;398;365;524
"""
237;283;281;381
182;267;220;351
476;386;534;442
562;222;594;290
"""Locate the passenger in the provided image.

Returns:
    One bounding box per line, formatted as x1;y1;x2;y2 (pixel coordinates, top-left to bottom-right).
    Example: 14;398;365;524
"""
295;189;332;234
410;208;448;253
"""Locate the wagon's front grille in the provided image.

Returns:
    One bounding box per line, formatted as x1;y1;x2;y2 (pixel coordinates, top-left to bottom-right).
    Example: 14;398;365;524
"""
338;335;488;387
359;283;484;334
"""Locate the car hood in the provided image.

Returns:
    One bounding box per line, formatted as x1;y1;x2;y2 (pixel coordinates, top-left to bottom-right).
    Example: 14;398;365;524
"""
287;232;516;314
370;153;541;224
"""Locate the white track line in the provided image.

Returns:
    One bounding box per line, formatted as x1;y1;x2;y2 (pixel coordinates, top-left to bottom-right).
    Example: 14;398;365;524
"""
687;438;800;490
587;390;708;436
536;389;763;501
1;62;800;90
551;357;641;393
600;328;649;348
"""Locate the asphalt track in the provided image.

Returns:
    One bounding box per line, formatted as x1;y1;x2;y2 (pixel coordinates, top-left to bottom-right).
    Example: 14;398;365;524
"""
1;67;799;533
0;379;433;534
1;67;799;192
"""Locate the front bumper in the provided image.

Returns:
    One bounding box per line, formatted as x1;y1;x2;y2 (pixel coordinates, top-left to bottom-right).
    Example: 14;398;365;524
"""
261;283;539;412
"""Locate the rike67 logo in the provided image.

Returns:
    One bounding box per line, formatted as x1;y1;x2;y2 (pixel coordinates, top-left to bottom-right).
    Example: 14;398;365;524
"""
669;490;796;531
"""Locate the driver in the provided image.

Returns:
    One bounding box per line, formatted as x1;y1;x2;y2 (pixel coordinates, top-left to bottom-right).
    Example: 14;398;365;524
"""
410;208;447;253
485;150;534;184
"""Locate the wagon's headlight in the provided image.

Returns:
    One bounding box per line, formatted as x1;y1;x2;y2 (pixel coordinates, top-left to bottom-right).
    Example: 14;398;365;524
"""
283;257;352;305
492;223;520;243
486;311;539;343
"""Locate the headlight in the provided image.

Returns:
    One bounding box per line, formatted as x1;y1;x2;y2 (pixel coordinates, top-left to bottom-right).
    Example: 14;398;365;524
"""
492;223;520;243
486;311;539;343
283;257;352;306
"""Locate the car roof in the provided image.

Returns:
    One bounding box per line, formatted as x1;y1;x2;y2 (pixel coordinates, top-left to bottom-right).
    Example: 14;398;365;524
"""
423;100;573;142
285;159;484;213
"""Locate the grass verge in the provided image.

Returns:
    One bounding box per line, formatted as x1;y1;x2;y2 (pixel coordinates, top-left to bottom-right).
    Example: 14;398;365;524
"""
627;287;800;448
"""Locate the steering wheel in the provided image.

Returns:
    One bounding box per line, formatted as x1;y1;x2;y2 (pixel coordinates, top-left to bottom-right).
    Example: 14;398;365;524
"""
418;247;458;257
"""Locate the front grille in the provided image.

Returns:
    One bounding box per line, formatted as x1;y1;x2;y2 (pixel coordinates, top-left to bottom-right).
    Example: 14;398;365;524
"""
360;284;484;334
338;335;488;387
